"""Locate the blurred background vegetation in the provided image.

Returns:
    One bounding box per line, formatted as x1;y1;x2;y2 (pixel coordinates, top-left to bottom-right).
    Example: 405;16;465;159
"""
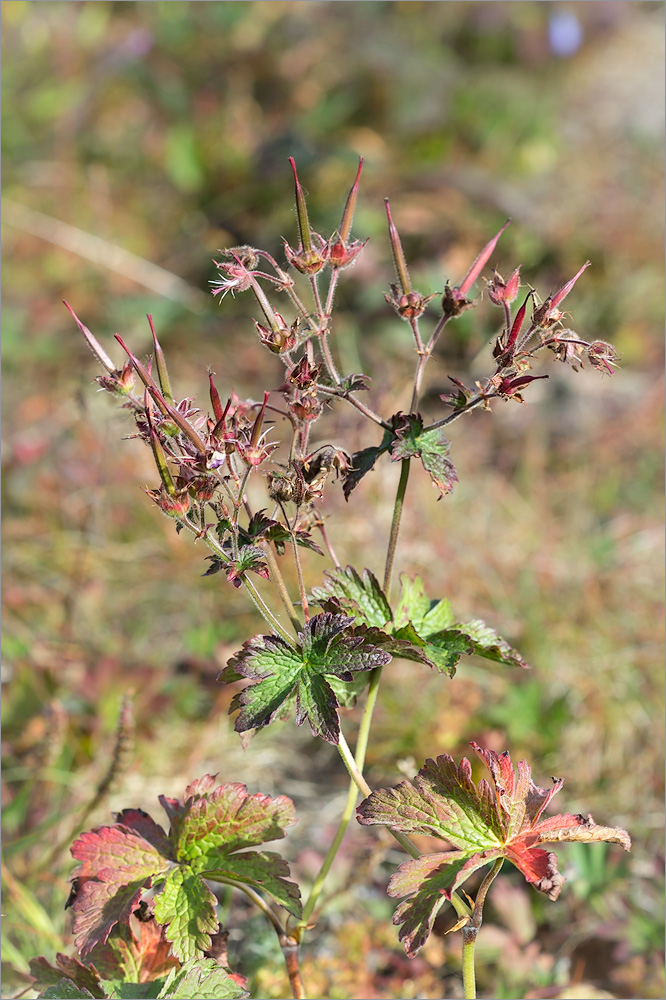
2;2;664;998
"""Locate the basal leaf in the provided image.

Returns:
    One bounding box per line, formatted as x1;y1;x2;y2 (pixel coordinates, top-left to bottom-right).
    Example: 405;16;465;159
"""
72;879;150;958
203;850;301;918
171;781;297;858
71;824;174;881
153;869;218;962
358;746;631;956
86;915;179;984
37;980;97;1000
157;958;249;999
30;956;105;999
309;566;392;627
390;414;457;497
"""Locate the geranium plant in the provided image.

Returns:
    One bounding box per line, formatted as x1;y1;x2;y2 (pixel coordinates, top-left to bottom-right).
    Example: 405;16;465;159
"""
27;158;629;1000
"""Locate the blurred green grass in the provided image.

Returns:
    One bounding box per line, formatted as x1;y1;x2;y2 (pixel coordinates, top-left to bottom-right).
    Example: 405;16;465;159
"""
2;3;664;998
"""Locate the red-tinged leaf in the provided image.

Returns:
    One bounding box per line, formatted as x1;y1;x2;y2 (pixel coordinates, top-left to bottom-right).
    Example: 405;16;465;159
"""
71;824;174;881
357;745;630;955
387;852;483;957
29;955;105;999
168;781;297;859
153;868;219;962
86;914;179;984
72;877;149;958
113;810;174;857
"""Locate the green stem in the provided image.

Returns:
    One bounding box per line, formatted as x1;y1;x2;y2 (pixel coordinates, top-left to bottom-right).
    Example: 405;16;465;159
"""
461;858;504;1000
243;577;299;647
263;543;302;634
383;458;411;596
337;733;420;861
301;776;359;926
461;929;477;1000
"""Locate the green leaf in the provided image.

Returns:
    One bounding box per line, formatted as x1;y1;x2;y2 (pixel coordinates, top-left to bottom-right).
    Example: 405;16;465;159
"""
393;575;455;633
203;850;301;918
458;618;530;670
419;629;475;677
157;958;249;999
309;566;392;627
229;613;391;743
390;414;457;497
153;869;219;962
101;983;163;1000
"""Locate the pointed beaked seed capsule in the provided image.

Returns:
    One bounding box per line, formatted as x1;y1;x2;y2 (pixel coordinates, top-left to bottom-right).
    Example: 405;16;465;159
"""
458;219;511;296
147;315;173;404
328;234;368;270
95;362;136;397
289;157;313;254
208;372;224;423
64;301;118;374
338;156;364;243
384;199;412;295
533;261;591;327
547;260;591;314
506;290;534;349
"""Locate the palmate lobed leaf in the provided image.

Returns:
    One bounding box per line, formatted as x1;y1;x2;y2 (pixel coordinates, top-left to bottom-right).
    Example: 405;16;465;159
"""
86;915;179;984
68;777;300;964
153;870;219;963
357;744;630;957
157;957;250;999
390;413;458;497
225;612;391;743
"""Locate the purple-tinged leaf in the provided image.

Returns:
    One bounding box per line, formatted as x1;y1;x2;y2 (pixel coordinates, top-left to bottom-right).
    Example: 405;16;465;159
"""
342;428;394;499
29;955;105;999
309;566;392;628
227;613;391;743
391;415;457;497
72;878;150;958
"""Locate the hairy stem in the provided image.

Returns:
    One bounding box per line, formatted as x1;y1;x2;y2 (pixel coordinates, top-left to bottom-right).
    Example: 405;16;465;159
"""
461;858;504;1000
301;775;359;926
383;458;411;596
316;383;392;430
263;542;302;633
